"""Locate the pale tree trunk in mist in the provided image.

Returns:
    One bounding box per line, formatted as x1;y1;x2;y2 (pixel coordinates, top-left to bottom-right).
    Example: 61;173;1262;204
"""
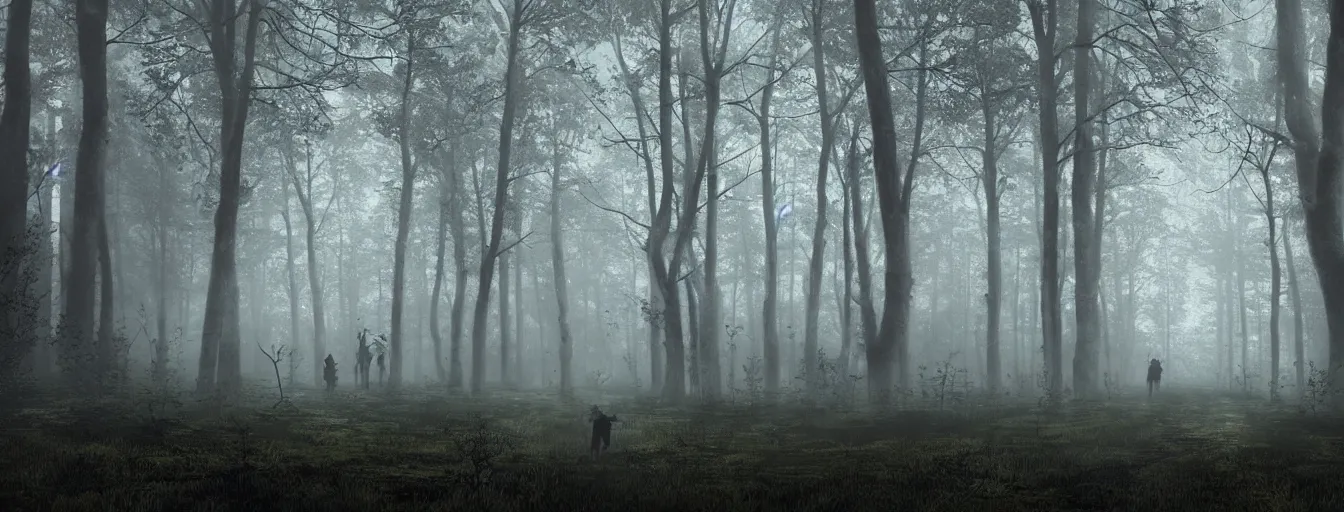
289;141;329;387
430;176;448;384
1237;218;1249;392
1256;136;1283;400
550;139;574;395
513;216;523;384
64;0;109;391
1028;0;1065;397
1283;217;1304;393
839;140;855;376
981;97;1003;395
446;144;468;388
802;0;835;391
196;0;264;399
853;0;919;396
757;8;785;395
499;212;512;386
1276;0;1344;407
152;154;172;383
281;190;302;382
389;32;419;390
845;127;879;379
471;2;524;394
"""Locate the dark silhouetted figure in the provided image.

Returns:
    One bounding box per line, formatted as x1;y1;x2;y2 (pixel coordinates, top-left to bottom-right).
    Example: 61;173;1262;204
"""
323;354;339;392
1147;359;1163;397
356;331;373;389
589;406;618;460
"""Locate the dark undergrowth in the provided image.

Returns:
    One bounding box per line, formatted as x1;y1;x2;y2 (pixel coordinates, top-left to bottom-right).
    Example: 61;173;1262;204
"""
1;382;1341;511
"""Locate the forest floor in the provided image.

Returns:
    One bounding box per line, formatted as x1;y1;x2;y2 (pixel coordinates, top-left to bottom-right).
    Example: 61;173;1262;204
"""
1;381;1342;511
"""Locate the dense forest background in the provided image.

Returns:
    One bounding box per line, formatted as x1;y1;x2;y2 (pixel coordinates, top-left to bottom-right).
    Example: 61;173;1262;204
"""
1;0;1342;410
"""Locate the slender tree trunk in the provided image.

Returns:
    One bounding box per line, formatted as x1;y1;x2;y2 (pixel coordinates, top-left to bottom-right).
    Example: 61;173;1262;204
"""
389;33;418;390
1261;153;1283;400
839;142;855;377
471;6;524;394
1028;0;1065;397
551;139;574;395
281;188;303;381
802;0;835;390
499;211;512;386
1283;217;1305;393
446;144;468;388
513;213;523;385
430;179;448;384
1237;231;1249;392
982;98;1003;394
758;15;785;394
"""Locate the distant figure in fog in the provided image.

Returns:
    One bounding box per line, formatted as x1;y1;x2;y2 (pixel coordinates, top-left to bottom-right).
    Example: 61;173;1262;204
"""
323;354;339;392
1147;359;1163;397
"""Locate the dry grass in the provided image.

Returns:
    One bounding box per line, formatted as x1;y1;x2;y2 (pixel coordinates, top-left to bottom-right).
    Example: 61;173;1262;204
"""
1;383;1341;511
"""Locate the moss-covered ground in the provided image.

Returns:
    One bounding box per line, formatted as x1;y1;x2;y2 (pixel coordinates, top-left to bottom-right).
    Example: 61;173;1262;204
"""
1;383;1341;511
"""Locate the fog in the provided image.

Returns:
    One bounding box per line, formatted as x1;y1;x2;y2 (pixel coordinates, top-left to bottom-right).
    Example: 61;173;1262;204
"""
1;0;1342;508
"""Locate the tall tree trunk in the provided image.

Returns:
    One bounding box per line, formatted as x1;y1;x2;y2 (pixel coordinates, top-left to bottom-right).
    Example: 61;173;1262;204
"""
845;127;879;378
1275;0;1344;408
289;141;329;387
757;11;785;394
446;144;468;388
1237;228;1249;392
1070;0;1100;398
471;4;524;394
1028;0;1065;397
854;0;918;396
281;192;302;382
430;178;448;384
65;0;109;392
499;211;512;386
0;0;33;369
1260;148;1283;400
839;138;855;377
196;0;264;399
981;97;1003;394
1283;217;1305;394
514;213;524;385
550;139;574;394
389;32;418;390
802;0;835;390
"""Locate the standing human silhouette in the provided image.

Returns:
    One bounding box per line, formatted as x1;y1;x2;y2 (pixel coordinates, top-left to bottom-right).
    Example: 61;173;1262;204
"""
1146;359;1163;397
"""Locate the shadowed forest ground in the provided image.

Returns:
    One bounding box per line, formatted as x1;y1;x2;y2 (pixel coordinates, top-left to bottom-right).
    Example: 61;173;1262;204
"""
1;383;1341;511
